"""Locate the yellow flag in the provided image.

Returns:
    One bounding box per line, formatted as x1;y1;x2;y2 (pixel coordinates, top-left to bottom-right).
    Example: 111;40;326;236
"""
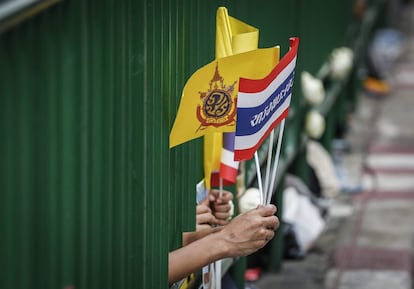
203;7;280;188
169;46;279;148
215;7;259;57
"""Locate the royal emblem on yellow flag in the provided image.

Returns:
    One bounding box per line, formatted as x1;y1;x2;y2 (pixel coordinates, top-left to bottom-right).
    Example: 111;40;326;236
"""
169;46;279;148
196;63;237;131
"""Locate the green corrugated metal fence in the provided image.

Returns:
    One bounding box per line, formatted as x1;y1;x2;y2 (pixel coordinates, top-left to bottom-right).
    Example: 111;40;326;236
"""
0;1;207;288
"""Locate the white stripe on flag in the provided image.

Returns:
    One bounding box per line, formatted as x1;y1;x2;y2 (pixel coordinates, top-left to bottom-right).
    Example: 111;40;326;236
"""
221;148;239;169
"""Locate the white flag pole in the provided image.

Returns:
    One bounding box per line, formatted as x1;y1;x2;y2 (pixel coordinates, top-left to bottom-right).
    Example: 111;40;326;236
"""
267;119;286;205
219;176;223;198
254;151;264;204
215;260;221;289
263;130;275;205
215;176;224;289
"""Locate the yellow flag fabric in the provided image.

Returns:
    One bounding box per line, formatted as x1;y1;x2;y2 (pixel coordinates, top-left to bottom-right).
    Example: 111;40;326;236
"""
203;132;222;189
215;7;259;57
169;46;279;148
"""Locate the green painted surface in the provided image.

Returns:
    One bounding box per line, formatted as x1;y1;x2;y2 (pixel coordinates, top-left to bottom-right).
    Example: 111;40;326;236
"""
0;1;206;288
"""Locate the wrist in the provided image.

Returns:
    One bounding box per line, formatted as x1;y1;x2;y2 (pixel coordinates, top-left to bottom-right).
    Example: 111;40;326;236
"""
193;230;231;262
210;229;232;259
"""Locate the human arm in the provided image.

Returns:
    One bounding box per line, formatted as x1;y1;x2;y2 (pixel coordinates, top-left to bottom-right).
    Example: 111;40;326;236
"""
169;204;279;284
170;227;226;284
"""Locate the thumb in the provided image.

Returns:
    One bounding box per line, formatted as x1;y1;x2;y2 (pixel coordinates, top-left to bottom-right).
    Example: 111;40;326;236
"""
256;204;277;216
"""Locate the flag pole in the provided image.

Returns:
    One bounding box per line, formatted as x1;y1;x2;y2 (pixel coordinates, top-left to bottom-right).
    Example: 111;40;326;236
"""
219;176;223;198
267;119;286;205
215;176;224;289
263;130;275;205
254;151;264;204
215;260;221;289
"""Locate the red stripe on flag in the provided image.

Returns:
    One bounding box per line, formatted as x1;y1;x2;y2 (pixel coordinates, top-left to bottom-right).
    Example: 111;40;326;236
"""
210;171;234;187
219;163;238;183
239;37;299;93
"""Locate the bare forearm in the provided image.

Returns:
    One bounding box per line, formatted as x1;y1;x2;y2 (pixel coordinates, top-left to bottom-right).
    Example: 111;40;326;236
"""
168;232;229;284
182;227;221;246
168;205;279;284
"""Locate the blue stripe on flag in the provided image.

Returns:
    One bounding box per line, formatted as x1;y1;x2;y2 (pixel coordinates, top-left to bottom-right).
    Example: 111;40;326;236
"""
223;132;235;151
236;71;295;136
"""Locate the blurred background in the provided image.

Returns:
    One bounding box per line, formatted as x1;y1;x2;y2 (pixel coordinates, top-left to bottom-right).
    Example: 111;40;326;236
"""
1;0;413;289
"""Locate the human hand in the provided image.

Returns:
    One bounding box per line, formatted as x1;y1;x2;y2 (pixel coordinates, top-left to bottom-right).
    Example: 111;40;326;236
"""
182;204;220;246
182;190;234;247
218;204;279;257
195;204;219;231
202;189;234;225
172;205;278;284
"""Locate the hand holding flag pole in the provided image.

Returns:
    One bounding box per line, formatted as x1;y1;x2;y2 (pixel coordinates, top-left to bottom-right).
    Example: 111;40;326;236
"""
168;6;298;287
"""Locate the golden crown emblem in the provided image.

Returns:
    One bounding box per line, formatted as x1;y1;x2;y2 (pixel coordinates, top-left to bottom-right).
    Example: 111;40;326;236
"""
196;63;237;131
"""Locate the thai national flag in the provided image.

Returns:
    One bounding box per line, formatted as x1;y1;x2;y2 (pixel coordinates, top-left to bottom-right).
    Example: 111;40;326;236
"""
234;37;299;161
211;132;239;187
220;132;239;182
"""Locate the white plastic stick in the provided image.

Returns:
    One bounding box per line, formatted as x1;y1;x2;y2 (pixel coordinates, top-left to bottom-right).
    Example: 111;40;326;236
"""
215;260;221;289
216;177;223;289
254;151;264;205
267;119;286;205
263;130;275;204
219;176;223;198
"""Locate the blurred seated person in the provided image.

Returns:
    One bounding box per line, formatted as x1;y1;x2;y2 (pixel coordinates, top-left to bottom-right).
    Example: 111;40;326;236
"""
169;189;279;285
